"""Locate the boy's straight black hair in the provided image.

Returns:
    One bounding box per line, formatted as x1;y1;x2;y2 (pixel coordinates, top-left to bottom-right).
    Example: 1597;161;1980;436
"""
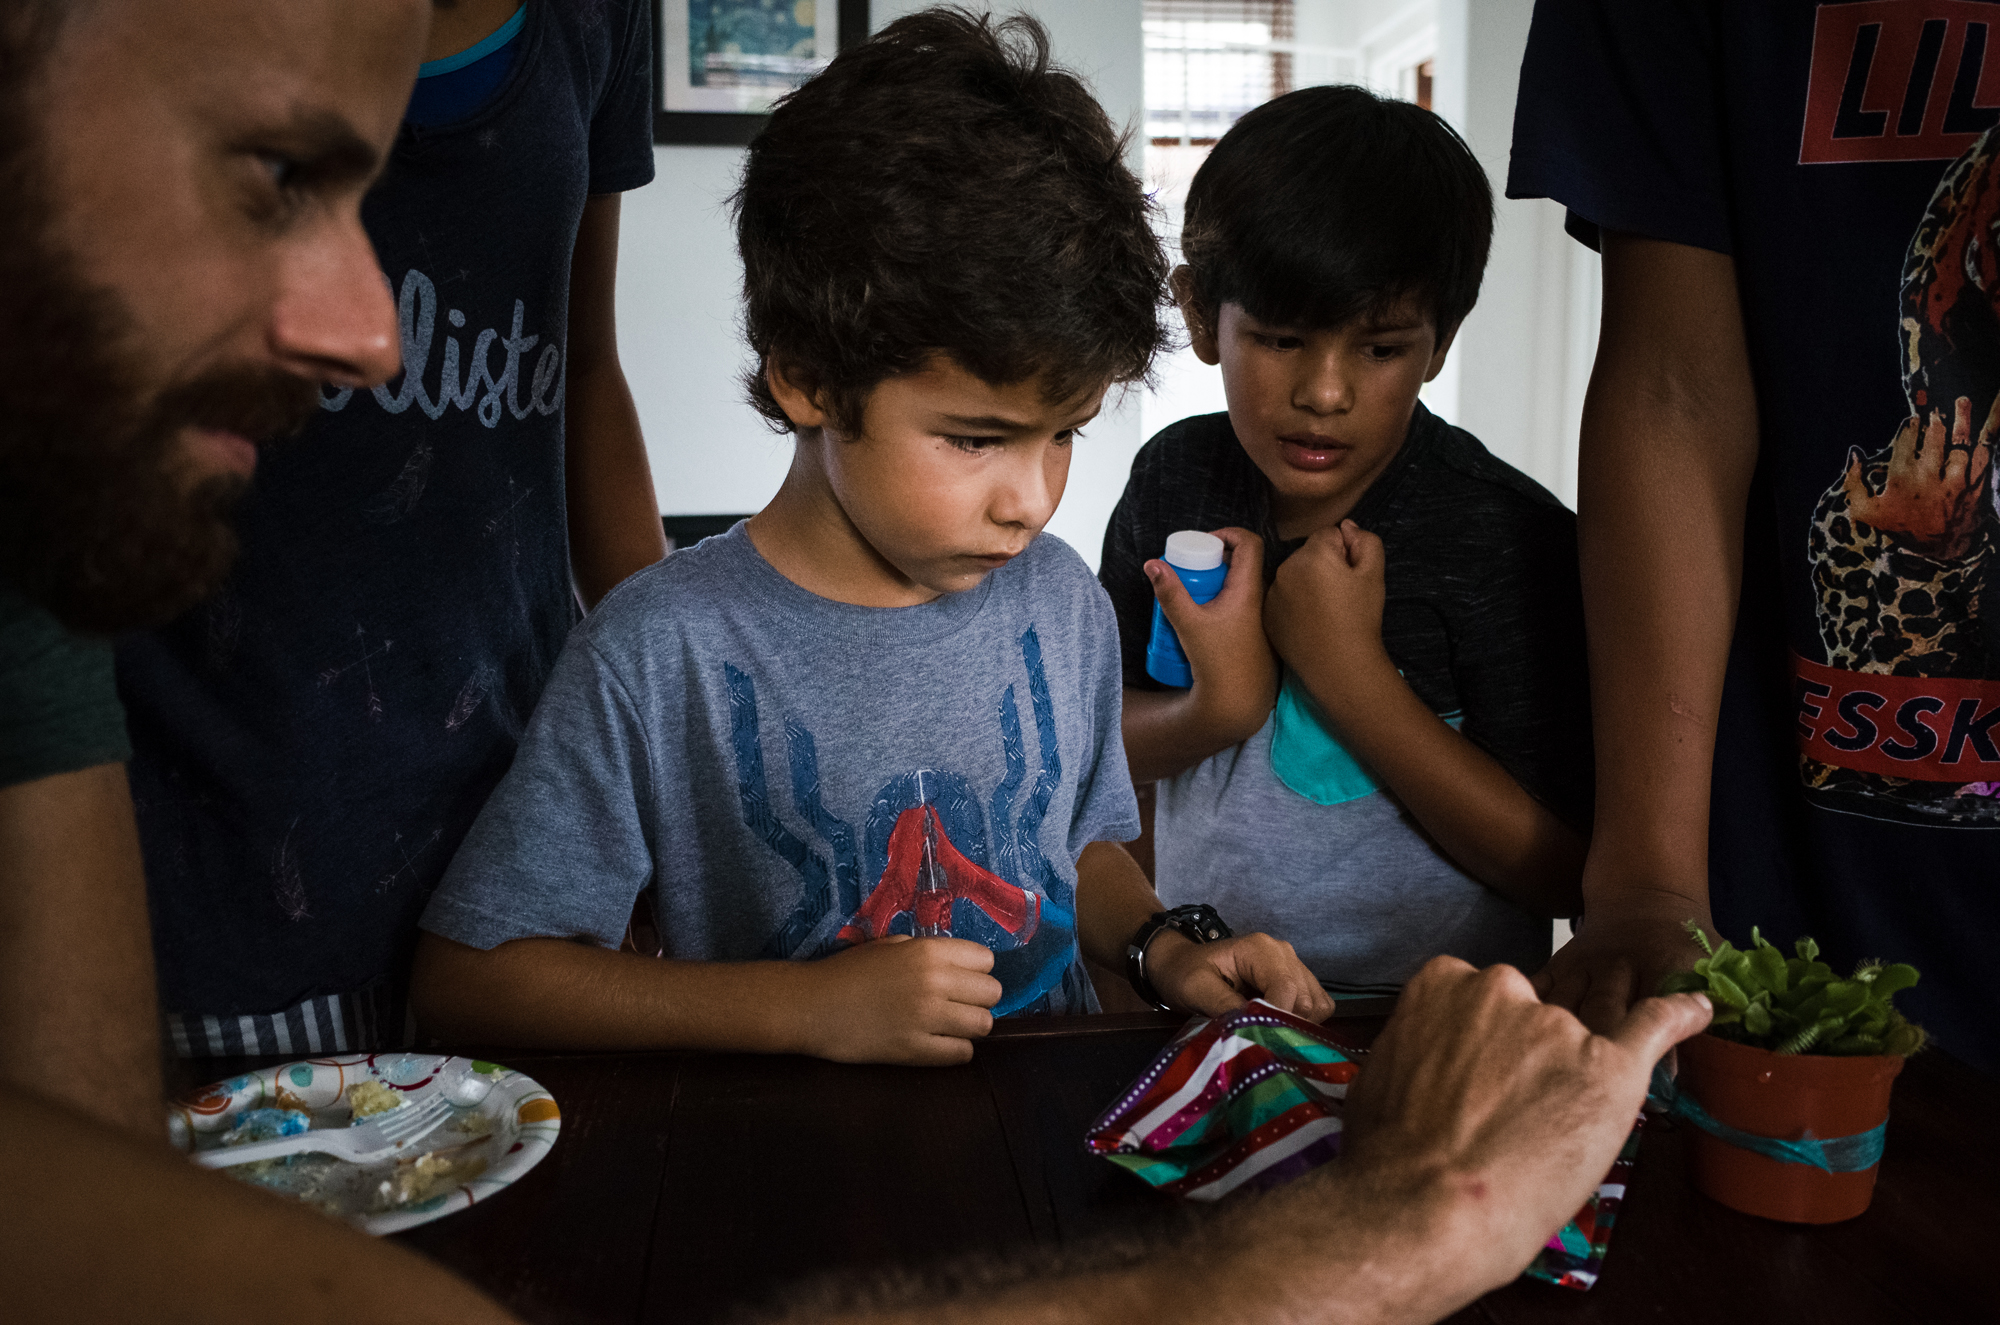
1181;85;1493;337
734;7;1169;434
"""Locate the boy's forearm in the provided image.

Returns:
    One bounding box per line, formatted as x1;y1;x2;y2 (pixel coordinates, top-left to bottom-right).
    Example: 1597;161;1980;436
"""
1289;655;1584;917
1073;839;1168;972
411;930;810;1054
1122;685;1259;785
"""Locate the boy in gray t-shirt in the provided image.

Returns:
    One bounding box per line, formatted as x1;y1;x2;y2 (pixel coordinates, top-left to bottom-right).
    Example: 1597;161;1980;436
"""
1107;89;1592;996
412;12;1329;1064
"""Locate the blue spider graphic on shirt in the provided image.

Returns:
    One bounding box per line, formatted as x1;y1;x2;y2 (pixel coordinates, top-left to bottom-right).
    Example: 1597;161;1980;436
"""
723;625;1090;1016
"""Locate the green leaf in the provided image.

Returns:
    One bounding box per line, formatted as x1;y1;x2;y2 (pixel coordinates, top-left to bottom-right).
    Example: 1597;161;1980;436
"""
1873;964;1920;997
1658;970;1709;996
1776;1019;1835;1055
1744;1002;1773;1036
1685;920;1715;957
1749;942;1789;994
1709;971;1751;1011
1823;982;1870;1017
1882;1021;1928;1057
1715;950;1758;994
1796;936;1820;963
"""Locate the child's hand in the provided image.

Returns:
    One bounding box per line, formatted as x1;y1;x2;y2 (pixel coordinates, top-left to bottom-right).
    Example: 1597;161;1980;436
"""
1145;526;1279;743
1145;930;1335;1022
793;935;1001;1066
1264;519;1394;708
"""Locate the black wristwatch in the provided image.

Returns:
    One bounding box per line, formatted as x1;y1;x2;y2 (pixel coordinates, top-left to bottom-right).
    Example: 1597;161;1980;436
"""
1125;904;1233;1011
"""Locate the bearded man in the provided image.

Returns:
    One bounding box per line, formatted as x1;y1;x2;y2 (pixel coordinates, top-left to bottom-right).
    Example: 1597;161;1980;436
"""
0;0;413;1134
0;0;517;1316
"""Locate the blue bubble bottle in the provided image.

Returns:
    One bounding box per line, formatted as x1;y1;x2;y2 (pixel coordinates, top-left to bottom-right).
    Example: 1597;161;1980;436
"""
1145;530;1227;688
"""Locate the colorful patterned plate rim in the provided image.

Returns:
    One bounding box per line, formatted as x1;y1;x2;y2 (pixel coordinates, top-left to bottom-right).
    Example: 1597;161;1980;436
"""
168;1052;560;1236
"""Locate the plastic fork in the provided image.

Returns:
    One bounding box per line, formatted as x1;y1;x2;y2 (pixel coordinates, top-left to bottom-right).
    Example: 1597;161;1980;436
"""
195;1090;455;1169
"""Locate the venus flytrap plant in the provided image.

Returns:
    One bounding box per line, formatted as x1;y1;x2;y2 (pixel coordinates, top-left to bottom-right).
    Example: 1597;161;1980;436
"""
1659;923;1926;1058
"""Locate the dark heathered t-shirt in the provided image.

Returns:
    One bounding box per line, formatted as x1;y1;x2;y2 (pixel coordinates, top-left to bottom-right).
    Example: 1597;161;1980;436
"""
1101;404;1595;831
1099;406;1592;988
114;0;656;1053
0;584;130;790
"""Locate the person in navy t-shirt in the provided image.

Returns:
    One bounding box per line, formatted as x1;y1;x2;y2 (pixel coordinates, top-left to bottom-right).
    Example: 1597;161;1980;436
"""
117;0;663;1056
1510;0;1999;1071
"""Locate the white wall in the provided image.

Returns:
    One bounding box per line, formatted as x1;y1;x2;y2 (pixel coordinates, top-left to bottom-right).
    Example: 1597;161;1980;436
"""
618;144;787;517
621;0;1148;568
1430;0;1596;507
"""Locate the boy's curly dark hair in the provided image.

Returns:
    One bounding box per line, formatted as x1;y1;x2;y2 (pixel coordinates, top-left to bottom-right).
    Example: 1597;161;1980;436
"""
1181;85;1493;338
734;7;1170;435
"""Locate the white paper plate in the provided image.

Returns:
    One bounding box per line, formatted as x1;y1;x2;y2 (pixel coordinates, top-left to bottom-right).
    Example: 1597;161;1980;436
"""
169;1053;559;1235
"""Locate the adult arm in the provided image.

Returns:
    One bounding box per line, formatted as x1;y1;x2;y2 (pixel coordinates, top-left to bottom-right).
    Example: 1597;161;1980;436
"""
1073;839;1332;1020
0;1088;517;1324
1538;232;1756;1028
411;928;1001;1066
1264;523;1586;917
0;764;162;1137
767;959;1711;1325
565;193;666;608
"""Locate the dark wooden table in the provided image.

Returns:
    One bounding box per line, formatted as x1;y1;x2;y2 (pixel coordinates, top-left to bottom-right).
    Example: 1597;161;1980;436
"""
209;1009;1995;1322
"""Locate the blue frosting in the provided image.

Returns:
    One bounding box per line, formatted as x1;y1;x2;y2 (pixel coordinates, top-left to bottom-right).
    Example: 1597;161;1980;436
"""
224;1107;311;1144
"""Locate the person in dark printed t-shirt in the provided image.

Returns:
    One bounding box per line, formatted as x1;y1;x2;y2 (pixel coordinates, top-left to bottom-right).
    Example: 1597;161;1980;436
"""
1510;0;2000;1071
1102;87;1594;996
116;0;664;1057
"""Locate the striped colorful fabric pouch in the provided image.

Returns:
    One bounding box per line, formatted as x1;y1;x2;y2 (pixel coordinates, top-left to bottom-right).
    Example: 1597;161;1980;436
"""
1084;1000;1357;1199
1084;999;1641;1292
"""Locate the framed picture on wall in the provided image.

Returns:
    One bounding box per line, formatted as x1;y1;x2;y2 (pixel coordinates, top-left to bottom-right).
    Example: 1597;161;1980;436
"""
654;0;869;145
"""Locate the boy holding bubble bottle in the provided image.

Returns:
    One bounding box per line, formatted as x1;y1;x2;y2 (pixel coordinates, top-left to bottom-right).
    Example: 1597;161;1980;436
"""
1101;86;1593;999
409;11;1329;1065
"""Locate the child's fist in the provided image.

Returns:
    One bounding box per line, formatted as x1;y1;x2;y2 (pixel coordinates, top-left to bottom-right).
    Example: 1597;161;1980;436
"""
797;935;1001;1066
1265;519;1389;681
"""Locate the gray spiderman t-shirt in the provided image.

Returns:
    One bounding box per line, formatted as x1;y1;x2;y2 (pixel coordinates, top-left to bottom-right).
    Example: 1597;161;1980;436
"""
422;523;1138;1016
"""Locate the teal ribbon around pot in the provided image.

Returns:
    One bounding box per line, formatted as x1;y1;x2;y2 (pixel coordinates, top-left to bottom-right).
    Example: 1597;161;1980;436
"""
1647;1063;1886;1174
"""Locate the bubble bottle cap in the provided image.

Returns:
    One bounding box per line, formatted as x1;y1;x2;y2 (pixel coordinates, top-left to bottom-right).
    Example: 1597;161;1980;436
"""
1163;529;1225;572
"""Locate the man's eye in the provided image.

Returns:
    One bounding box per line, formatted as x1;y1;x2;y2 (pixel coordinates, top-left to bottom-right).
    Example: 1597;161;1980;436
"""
1053;428;1083;446
1365;343;1410;360
945;435;1002;452
1253;333;1303;351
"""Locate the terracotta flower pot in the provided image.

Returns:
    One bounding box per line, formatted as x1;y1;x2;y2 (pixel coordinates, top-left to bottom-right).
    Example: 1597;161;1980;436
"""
1675;1032;1903;1224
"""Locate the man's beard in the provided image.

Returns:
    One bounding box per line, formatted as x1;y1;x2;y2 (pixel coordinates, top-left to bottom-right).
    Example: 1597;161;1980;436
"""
0;70;320;635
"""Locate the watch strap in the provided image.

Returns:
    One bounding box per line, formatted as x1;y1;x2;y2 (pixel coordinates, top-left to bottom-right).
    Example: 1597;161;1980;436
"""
1125;904;1234;1011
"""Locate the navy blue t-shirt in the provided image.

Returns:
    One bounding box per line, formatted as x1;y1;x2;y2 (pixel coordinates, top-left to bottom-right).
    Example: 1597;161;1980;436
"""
117;0;656;1054
1511;0;2000;1071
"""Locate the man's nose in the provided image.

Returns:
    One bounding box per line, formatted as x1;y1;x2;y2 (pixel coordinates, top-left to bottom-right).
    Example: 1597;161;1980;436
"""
267;220;401;388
